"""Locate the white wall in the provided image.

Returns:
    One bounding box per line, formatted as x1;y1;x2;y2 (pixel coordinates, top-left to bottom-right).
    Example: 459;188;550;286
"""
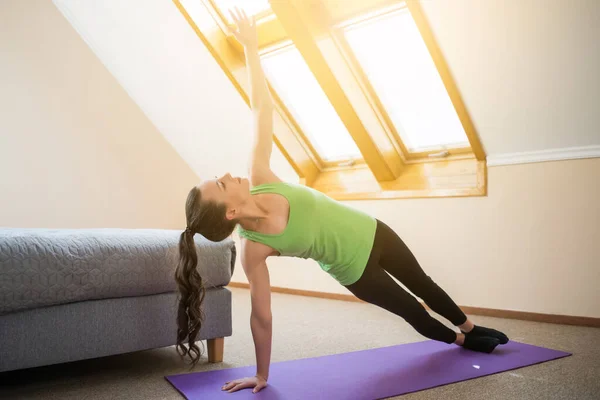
0;0;198;229
48;0;600;318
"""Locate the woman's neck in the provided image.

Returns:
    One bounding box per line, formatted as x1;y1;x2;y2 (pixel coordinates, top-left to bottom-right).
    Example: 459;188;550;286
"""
237;197;269;231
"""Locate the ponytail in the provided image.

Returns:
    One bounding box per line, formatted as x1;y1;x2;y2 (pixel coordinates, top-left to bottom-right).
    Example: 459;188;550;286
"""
175;185;238;367
174;229;206;368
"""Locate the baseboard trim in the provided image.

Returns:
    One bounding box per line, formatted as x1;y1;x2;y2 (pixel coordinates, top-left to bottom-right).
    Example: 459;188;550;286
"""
228;282;364;303
486;145;600;166
227;282;600;328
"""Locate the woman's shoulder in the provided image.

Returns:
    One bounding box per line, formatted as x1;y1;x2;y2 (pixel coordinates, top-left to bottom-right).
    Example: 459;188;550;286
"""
239;236;278;264
249;166;283;187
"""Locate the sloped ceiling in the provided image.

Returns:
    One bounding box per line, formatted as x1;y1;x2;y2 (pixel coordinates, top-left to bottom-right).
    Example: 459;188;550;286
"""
53;0;298;182
54;0;600;173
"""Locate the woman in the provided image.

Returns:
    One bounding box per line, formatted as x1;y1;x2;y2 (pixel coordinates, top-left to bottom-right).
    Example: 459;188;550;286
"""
174;8;509;395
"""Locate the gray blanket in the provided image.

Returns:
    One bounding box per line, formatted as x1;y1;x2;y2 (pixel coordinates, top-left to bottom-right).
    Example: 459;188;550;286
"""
0;228;236;315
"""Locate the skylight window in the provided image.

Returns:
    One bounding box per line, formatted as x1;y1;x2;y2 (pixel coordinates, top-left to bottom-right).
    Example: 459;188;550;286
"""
261;45;362;161
344;8;469;152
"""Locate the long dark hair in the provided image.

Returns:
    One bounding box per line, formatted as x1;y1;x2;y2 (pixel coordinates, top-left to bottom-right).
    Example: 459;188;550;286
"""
175;186;237;367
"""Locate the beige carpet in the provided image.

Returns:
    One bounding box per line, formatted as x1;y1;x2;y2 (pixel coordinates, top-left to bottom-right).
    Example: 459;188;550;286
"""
1;287;598;399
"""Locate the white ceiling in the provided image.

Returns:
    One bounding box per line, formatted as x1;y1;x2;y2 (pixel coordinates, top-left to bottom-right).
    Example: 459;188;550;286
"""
53;0;600;173
53;0;298;182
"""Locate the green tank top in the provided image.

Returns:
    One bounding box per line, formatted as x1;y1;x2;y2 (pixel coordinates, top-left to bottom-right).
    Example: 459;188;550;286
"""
238;182;377;286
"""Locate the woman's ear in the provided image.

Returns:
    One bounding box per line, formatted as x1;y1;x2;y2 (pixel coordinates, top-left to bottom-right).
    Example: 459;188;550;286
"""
225;208;237;221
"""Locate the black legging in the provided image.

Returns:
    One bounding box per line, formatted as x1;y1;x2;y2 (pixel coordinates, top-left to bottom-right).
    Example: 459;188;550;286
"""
344;219;467;344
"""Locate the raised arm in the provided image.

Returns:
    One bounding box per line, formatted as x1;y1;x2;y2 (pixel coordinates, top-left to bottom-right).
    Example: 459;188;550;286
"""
229;8;280;185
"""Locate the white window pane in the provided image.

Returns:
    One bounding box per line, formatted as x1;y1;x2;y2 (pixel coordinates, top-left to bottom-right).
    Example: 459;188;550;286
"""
261;46;362;161
344;9;469;152
213;0;271;21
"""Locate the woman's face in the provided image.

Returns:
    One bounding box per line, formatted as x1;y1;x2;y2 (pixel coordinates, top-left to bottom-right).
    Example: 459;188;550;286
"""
198;173;250;220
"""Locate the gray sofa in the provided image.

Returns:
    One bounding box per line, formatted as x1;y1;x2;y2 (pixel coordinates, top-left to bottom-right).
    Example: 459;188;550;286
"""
0;228;236;373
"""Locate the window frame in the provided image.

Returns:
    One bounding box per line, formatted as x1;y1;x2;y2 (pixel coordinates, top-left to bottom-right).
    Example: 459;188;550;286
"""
176;0;487;199
260;42;366;165
206;0;367;168
207;0;273;24
333;3;476;161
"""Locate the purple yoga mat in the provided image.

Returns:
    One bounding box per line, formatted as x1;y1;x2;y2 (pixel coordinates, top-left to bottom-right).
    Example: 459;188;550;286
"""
165;340;571;400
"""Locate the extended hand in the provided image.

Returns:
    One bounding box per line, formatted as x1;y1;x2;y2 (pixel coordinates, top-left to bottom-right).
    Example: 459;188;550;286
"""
229;7;258;49
222;375;268;394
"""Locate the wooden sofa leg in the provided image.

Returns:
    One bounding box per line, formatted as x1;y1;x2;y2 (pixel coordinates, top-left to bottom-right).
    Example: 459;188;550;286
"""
207;337;224;363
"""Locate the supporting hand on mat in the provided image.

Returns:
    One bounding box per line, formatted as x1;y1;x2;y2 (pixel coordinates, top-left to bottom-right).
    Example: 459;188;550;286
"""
228;7;258;49
222;375;268;394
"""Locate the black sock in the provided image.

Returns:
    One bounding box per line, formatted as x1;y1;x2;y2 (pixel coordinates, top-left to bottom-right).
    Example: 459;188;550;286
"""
462;325;509;344
462;334;500;353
